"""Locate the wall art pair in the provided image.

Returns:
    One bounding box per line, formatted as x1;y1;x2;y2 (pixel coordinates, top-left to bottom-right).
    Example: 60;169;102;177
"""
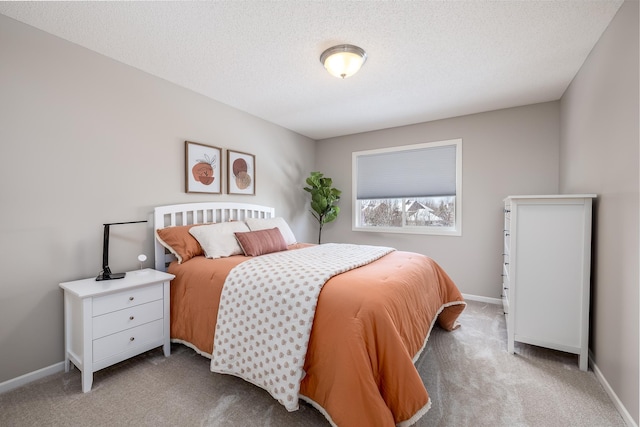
185;141;255;195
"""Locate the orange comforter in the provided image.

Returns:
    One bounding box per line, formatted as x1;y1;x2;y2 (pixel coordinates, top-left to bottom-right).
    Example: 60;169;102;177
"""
168;244;465;427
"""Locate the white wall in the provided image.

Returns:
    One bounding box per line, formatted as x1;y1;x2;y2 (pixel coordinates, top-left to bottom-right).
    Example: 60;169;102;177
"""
315;102;560;299
559;0;639;423
0;14;316;383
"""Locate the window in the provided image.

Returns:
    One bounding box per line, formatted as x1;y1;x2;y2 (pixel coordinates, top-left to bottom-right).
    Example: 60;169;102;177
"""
352;139;462;236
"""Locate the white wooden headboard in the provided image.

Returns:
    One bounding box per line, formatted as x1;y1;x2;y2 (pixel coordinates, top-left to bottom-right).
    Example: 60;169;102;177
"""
153;202;275;271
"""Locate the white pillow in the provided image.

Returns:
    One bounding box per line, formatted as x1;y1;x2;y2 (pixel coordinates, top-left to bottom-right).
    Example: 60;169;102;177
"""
188;222;250;259
245;217;297;245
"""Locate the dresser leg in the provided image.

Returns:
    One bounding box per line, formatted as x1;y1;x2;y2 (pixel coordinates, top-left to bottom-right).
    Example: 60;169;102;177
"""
579;353;588;371
82;370;93;393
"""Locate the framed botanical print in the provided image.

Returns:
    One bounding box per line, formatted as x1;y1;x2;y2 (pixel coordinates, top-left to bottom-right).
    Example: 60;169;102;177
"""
227;150;255;195
185;141;222;194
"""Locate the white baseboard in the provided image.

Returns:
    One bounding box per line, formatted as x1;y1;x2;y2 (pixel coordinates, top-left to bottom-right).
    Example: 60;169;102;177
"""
461;293;502;305
589;353;637;427
0;361;65;395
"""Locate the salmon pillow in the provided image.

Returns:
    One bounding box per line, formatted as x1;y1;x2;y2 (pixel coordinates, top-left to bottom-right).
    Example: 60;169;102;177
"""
234;228;288;257
155;224;209;264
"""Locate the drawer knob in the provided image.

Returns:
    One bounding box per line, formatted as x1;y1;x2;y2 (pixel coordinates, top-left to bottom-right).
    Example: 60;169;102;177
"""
130;337;135;342
129;296;134;301
129;316;134;320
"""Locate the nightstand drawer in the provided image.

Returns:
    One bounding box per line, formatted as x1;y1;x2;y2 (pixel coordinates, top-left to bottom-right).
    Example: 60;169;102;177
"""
93;299;164;339
93;283;163;316
93;319;164;362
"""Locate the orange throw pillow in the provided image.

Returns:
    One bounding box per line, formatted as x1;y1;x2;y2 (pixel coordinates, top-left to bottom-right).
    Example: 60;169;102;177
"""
156;224;208;263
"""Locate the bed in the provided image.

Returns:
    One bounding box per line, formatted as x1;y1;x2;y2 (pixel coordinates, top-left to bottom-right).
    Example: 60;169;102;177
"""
153;202;465;427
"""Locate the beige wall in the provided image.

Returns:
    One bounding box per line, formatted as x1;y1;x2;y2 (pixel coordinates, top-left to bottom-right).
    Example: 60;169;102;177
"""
316;102;561;298
559;0;639;423
0;14;316;383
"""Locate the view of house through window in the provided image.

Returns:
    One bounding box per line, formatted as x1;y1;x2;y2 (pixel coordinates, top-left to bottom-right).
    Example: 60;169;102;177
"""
358;197;455;228
352;139;461;236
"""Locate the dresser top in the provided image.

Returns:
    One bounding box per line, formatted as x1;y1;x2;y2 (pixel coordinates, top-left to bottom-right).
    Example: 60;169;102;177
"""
504;194;597;202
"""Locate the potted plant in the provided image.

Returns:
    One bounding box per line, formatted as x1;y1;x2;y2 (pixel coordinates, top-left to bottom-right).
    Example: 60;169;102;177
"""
303;171;342;244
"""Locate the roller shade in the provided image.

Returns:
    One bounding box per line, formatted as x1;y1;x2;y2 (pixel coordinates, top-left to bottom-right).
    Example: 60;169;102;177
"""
356;144;457;200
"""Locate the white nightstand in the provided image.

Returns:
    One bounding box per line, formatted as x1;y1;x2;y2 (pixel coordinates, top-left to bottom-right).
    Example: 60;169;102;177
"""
59;268;175;392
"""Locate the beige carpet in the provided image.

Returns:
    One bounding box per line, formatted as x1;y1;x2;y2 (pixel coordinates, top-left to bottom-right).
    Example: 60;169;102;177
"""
0;301;626;426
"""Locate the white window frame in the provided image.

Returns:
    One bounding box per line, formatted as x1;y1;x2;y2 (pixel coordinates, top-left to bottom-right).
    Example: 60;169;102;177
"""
352;138;462;236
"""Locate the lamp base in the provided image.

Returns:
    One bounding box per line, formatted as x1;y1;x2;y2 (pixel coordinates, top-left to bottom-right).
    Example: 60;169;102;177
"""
96;272;126;281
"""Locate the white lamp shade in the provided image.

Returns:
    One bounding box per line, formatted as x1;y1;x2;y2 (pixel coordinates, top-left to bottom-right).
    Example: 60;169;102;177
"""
320;45;367;79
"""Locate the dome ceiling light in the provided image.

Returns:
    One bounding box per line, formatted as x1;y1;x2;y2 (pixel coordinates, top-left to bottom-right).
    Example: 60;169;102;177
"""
320;44;367;79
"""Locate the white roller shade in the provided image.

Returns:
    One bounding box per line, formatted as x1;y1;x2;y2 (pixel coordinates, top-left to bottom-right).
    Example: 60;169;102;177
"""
356;143;457;200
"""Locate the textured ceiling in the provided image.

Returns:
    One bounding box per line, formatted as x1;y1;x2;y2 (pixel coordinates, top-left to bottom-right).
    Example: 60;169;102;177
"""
0;1;624;140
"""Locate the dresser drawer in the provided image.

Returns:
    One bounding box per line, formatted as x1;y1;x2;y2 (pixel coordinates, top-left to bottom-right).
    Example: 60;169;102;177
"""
93;299;164;339
93;319;164;362
93;283;163;316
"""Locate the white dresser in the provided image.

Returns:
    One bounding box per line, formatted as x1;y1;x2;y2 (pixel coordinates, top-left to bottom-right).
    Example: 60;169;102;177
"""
502;195;595;371
59;269;175;392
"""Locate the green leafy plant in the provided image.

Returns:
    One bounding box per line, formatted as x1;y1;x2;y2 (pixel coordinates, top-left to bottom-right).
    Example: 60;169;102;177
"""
303;171;342;244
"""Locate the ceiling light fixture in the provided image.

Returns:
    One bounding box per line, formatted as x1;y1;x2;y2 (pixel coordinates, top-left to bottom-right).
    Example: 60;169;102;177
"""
320;44;367;79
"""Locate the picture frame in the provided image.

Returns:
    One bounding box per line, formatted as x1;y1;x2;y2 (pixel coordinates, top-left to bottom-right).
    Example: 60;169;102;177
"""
185;141;222;194
227;150;255;195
